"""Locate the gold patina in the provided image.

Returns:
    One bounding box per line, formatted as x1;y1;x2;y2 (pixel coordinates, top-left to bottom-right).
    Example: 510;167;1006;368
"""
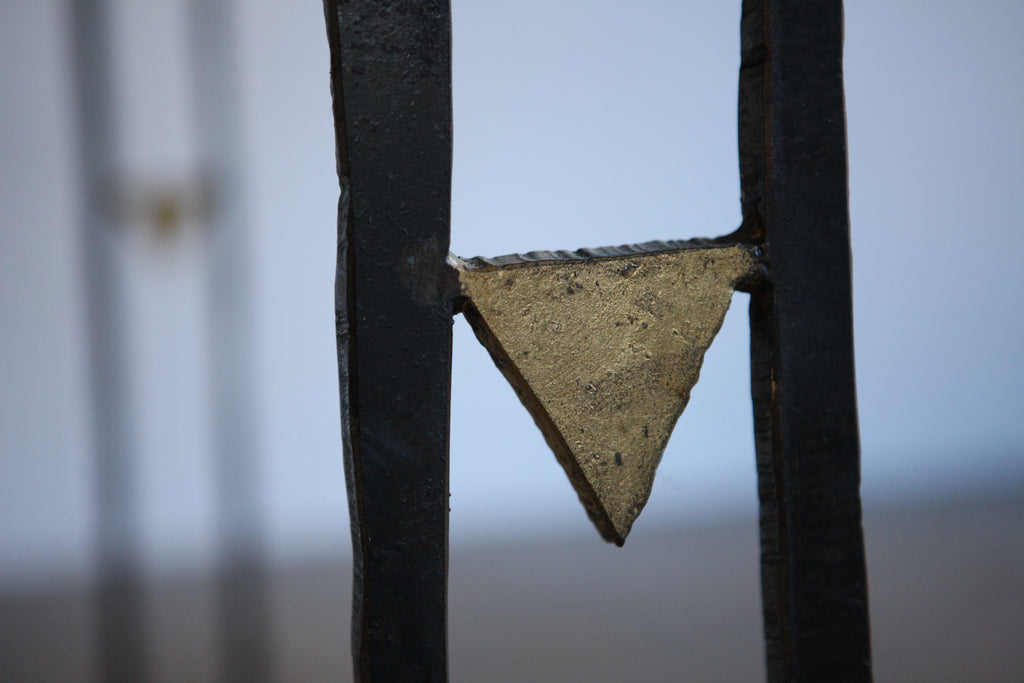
453;241;759;545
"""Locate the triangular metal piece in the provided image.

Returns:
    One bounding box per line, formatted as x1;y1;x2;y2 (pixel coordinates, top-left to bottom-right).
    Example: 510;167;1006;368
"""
454;241;758;545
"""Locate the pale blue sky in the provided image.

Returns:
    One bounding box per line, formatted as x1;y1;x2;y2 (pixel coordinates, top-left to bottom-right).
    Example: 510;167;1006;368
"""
1;0;1021;587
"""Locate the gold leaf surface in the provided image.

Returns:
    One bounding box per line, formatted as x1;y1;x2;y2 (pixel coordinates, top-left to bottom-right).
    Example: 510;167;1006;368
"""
455;242;758;545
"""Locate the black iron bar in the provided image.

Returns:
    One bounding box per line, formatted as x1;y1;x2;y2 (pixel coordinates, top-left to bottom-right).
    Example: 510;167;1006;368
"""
70;1;147;680
187;1;273;679
323;2;455;680
739;1;873;680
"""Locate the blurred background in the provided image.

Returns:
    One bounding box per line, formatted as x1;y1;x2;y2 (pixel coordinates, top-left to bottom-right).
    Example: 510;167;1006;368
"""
1;0;1022;680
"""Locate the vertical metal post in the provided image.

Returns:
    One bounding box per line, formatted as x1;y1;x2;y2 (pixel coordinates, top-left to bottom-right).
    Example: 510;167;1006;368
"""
70;1;147;680
187;1;273;680
324;2;454;680
739;1;873;680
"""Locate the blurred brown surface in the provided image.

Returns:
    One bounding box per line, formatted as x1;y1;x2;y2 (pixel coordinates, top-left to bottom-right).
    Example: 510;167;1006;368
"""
2;494;1022;681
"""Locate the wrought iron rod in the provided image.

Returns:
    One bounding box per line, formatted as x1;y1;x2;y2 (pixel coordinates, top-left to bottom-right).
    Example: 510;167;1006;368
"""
188;0;273;679
739;1;873;680
324;2;455;680
70;0;147;679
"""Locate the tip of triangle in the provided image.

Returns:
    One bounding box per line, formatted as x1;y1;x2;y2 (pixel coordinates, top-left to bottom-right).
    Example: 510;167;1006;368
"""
573;473;632;547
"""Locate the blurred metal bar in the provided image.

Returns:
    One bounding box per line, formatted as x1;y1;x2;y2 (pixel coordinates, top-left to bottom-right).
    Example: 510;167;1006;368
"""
187;1;273;680
323;1;455;680
739;1;873;680
69;0;147;680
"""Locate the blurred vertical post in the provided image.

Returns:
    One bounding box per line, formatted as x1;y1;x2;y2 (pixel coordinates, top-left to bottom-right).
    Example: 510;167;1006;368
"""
187;0;273;680
324;1;455;680
739;1;873;680
70;0;147;680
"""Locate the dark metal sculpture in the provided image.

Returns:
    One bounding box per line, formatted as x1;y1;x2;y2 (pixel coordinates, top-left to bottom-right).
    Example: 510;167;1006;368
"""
324;1;872;680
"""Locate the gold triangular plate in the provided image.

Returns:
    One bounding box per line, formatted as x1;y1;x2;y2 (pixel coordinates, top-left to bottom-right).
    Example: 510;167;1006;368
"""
454;241;758;545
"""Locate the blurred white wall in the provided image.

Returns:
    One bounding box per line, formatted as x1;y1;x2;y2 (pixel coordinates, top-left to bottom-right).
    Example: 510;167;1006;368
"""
1;0;1022;590
0;0;94;587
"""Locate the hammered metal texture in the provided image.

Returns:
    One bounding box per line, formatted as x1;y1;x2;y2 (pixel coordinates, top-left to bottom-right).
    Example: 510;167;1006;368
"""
455;243;758;544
